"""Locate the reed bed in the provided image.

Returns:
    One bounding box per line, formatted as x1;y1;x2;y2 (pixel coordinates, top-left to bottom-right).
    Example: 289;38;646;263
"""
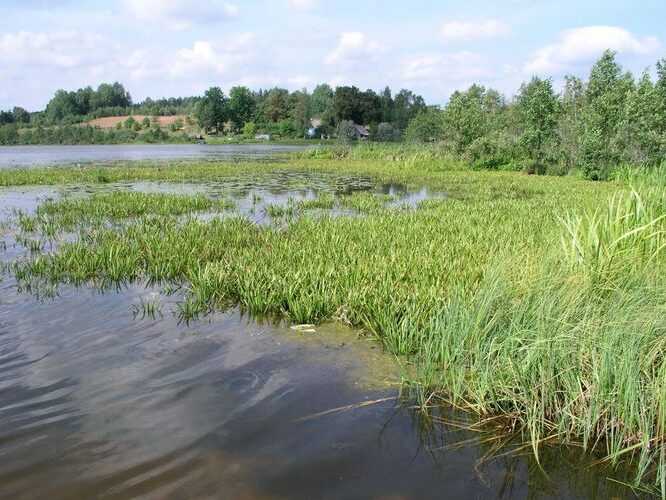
7;156;666;494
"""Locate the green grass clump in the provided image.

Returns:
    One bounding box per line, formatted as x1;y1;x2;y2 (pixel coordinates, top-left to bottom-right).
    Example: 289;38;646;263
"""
296;192;336;210
337;191;396;213
9;157;666;494
17;191;214;235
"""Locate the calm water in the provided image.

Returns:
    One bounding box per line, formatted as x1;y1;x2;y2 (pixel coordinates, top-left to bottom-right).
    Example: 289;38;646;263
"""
0;144;310;168
0;173;638;498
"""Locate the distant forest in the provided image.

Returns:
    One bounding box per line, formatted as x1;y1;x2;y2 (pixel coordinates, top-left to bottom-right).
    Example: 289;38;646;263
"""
2;50;665;179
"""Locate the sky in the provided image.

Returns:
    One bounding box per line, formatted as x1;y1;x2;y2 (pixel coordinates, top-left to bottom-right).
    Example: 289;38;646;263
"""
1;0;665;111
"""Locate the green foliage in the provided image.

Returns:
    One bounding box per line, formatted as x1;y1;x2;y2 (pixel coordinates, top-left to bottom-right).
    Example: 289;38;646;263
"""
260;88;292;123
403;109;444;143
311;84;335;124
375;122;396;141
44;82;131;123
228;86;255;133
581;50;635;179
193;87;228;133
392;89;426;131
290;89;311;138
621;70;663;164
466;131;522;170
242;121;257;137
333;86;382;125
336;120;356;143
516;76;560;165
442;84;495;153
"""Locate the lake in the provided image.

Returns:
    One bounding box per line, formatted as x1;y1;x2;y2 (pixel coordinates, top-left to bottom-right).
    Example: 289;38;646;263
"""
0;171;637;498
0;144;310;168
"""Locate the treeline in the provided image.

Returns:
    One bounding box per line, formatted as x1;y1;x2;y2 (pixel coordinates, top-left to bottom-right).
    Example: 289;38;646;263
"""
406;50;666;179
0;124;191;146
0;82;200;127
190;84;426;140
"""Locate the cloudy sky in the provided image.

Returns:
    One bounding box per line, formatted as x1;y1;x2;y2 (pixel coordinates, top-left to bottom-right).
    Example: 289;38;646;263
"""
1;0;665;111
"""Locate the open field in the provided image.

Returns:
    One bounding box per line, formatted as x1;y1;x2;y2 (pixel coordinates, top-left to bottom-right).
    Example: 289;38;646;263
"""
2;151;666;495
88;115;187;129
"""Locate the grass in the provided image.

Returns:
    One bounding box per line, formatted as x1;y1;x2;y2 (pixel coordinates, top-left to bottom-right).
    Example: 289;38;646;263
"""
5;153;666;494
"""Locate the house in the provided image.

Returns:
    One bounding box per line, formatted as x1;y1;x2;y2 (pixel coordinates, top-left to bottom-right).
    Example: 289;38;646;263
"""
354;124;370;140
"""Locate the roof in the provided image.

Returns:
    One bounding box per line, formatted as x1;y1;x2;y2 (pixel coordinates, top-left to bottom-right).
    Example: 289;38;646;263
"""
355;124;370;136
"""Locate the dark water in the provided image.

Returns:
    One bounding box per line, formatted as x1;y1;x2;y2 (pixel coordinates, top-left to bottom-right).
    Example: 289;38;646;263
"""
0;174;639;498
0;144;310;168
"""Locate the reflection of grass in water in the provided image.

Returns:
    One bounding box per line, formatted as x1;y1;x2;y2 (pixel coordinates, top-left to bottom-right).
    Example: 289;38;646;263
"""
9;158;666;495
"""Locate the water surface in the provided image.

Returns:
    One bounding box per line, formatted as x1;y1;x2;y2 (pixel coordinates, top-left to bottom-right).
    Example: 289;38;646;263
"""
0;144;310;168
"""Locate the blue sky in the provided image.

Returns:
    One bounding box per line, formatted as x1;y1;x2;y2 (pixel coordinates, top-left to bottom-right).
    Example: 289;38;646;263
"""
1;0;665;111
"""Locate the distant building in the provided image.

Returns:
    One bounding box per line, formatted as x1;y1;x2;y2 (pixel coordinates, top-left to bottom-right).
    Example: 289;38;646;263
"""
353;124;370;140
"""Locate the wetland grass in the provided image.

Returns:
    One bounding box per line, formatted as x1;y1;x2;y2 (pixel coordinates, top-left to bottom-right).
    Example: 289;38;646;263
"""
6;156;666;494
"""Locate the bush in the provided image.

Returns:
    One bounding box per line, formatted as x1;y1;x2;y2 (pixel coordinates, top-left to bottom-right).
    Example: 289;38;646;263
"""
336;120;356;143
242;121;257;138
466;132;521;170
375;122;396;142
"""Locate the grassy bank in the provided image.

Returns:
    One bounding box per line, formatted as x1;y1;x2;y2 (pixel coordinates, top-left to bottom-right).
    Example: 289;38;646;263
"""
4;157;666;494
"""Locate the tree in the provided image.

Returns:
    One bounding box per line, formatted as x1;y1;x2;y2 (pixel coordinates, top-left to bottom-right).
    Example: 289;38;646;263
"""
227;86;255;133
45;89;78;122
404;108;445;142
622;70;661;164
336;120;356;143
291;89;311;138
261;88;291;123
655;58;666;150
12;106;30;124
90;82;131;110
333;86;362;123
380;86;394;124
193;87;228;133
442;84;489;153
375;122;396;141
581;50;634;179
311;84;334;124
516;76;560;165
558;75;585;169
0;110;14;125
392;89;426;131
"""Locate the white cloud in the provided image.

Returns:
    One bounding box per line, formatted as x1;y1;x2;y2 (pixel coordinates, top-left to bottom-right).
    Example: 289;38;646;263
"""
123;0;238;29
0;30;105;68
122;33;258;82
524;25;660;74
324;32;381;67
401;51;492;83
288;74;316;88
440;20;511;43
